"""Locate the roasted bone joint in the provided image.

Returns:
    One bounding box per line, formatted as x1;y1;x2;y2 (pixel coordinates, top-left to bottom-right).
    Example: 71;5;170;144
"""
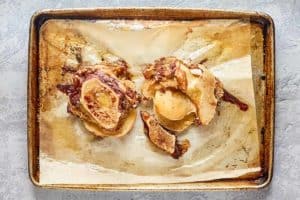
140;111;190;159
57;65;140;137
142;57;248;127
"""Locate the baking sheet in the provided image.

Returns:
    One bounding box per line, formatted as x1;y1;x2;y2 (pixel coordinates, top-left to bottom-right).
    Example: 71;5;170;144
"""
38;19;262;184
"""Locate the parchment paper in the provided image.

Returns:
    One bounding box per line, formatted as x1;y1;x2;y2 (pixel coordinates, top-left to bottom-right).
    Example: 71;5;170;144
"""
39;19;261;184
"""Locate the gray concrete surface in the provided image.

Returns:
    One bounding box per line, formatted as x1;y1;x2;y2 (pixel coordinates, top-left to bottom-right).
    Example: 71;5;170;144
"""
0;0;299;199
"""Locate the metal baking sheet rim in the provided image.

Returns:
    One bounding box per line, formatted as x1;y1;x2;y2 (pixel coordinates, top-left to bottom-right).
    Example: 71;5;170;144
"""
27;7;275;191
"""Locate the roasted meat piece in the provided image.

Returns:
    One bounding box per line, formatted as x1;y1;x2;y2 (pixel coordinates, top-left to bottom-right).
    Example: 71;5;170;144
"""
58;65;140;137
142;56;248;131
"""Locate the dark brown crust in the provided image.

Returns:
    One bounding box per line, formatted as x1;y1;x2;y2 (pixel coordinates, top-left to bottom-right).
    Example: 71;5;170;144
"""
142;57;177;82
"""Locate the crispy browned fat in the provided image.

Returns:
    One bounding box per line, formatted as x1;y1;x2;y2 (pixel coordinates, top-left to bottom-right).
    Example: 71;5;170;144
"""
140;111;190;159
57;64;140;137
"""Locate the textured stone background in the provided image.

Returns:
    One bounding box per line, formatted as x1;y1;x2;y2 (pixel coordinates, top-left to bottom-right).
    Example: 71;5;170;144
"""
0;0;299;199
